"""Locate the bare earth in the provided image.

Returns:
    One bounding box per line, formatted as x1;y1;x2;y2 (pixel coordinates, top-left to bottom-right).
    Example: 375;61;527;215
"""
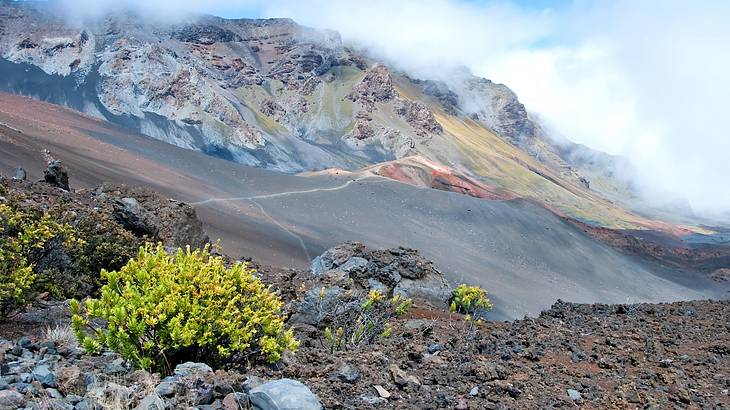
0;92;727;320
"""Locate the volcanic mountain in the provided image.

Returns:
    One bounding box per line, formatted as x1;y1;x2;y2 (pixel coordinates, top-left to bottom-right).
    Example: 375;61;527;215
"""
0;2;728;318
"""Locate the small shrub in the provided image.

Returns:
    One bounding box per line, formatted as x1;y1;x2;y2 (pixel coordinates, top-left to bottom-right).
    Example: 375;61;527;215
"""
71;212;141;295
71;243;298;374
0;203;80;317
321;289;412;352
450;284;493;317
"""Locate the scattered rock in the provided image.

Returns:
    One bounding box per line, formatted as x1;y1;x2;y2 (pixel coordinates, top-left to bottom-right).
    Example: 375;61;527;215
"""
373;385;391;399
567;388;582;401
32;364;57;387
248;379;323;410
222;392;249;410
389;365;420;387
0;390;25;410
135;394;165;410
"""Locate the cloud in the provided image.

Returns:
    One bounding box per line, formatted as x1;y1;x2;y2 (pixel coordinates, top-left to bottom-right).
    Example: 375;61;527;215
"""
51;0;730;219
258;0;730;219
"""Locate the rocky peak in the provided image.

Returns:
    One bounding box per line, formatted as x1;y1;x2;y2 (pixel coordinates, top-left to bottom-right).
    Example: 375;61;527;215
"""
347;64;396;109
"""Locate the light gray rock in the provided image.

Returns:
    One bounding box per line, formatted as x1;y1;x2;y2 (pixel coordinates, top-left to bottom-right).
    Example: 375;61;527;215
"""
154;381;183;397
13;167;26;181
0;390;25;410
567;389;582;401
289;286;343;326
173;362;213;377
32;364;57;387
249;379;322;410
135;394;165;410
393;273;451;306
339;257;368;274
103;358;126;375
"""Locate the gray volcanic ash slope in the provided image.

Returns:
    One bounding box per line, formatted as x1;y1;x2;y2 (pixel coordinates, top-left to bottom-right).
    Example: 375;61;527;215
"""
0;93;726;320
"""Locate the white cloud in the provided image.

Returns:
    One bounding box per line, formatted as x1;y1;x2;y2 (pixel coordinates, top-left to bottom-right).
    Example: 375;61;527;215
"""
259;0;730;218
53;0;730;218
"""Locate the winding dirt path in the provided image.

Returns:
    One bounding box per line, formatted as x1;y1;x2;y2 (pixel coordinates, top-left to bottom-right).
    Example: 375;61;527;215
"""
191;175;390;262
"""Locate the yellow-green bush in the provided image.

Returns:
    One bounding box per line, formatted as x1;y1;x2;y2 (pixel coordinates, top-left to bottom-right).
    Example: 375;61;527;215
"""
450;284;493;316
322;289;412;352
0;203;79;317
71;243;298;374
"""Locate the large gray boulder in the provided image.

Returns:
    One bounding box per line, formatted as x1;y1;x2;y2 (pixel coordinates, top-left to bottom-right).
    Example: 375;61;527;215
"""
249;379;322;410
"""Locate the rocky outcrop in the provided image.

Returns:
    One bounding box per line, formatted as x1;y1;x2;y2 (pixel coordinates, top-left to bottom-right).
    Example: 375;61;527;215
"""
347;64;396;109
171;24;243;44
310;242;451;304
42;160;70;191
97;184;209;249
394;99;443;136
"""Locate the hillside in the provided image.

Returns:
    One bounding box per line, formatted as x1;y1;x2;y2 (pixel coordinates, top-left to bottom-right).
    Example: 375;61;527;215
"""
0;1;717;233
1;92;728;321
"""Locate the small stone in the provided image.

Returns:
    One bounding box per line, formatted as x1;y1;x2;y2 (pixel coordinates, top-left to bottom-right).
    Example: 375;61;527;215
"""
32;364;57;387
0;378;8;390
337;364;360;384
20;373;32;383
389;365;420;387
154;381;183;397
74;399;94;410
242;375;264;393
427;343;444;354
46;388;63;399
354;394;387;405
469;386;479;397
249;379;323;410
13;167;26;181
194;382;214;405
18;337;31;348
567;389;582;401
0;390;25;410
222;392;249;410
135;394;165;410
66;394;83;404
103;358;126;375
373;385;391;399
173;362;213;378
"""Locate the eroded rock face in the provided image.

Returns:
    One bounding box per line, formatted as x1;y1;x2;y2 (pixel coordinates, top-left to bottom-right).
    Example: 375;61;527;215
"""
395;99;443;136
347;64;396;109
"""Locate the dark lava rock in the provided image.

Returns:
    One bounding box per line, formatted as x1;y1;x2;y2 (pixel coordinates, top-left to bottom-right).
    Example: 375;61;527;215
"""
43;160;70;191
336;363;361;384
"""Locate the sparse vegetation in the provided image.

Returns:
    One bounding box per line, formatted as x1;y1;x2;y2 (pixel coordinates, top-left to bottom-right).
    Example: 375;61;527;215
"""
450;283;493;318
0;203;80;317
71;243;298;374
321;289;413;352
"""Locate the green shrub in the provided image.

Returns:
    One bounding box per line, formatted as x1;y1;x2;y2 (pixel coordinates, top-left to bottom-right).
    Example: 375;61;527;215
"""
322;289;412;352
449;284;493;317
0;203;79;317
71;243;298;374
71;213;141;294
